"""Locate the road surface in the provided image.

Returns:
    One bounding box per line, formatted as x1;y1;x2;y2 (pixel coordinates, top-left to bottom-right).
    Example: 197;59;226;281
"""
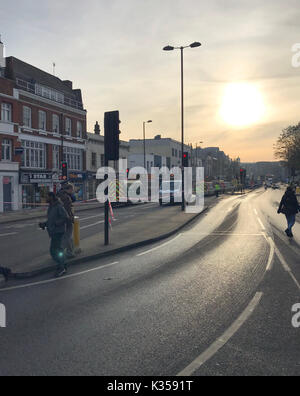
0;187;299;376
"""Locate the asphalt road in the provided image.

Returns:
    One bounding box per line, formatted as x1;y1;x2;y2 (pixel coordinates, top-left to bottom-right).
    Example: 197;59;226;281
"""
0;187;299;376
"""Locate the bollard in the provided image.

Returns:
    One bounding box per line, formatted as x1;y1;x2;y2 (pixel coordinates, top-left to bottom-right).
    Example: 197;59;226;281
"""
73;216;80;250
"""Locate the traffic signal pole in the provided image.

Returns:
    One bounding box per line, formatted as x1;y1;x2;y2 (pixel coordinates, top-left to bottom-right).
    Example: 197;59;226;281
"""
104;111;120;246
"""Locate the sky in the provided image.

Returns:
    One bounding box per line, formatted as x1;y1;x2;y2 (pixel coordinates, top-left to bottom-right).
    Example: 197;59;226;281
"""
1;0;300;162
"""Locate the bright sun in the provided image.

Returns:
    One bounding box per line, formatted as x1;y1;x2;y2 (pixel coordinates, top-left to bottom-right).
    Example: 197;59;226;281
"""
220;83;265;127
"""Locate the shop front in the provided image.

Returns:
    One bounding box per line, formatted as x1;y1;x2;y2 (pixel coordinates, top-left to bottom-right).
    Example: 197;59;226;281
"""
0;162;21;213
20;171;53;208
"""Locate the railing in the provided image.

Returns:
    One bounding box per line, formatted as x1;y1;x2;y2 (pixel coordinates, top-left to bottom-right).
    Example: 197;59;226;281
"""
16;78;84;111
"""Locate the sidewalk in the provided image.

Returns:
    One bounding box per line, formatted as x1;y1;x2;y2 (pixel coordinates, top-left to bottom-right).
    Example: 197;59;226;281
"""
0;200;105;225
8;204;208;279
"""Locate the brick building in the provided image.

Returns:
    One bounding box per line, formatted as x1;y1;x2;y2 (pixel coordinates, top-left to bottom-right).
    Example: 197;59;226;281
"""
0;39;87;211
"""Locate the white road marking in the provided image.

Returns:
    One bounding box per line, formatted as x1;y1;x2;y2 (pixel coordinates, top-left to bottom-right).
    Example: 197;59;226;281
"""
265;236;275;271
177;292;263;376
80;220;104;230
0;232;18;237
254;209;258;216
0;261;120;292
274;247;300;291
257;217;266;231
80;214;103;222
137;234;182;257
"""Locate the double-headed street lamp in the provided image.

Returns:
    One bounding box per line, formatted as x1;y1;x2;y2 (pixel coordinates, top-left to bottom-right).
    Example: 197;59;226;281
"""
163;42;201;211
143;120;152;171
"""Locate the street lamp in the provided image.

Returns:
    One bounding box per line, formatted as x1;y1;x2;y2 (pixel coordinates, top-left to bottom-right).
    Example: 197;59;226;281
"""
163;42;202;211
143;120;152;171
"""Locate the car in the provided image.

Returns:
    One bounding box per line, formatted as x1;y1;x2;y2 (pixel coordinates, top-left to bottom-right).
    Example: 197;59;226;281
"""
159;180;195;206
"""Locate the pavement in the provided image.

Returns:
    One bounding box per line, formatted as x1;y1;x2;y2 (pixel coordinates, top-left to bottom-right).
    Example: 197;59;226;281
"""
0;195;230;278
0;187;299;376
0;200;103;225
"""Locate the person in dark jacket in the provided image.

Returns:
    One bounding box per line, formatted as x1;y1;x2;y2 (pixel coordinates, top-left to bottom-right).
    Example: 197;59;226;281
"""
278;186;300;238
39;192;69;277
57;183;75;258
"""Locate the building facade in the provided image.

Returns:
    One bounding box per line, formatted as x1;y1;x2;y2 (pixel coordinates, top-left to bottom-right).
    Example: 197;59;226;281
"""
129;135;192;170
0;40;87;211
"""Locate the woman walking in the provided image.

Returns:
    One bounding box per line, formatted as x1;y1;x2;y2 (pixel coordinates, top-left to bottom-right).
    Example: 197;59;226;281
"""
277;186;300;238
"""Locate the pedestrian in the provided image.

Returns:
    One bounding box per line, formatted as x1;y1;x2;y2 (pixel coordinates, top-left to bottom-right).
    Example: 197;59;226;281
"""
277;186;300;238
57;183;76;259
39;192;69;277
0;267;11;282
215;182;221;198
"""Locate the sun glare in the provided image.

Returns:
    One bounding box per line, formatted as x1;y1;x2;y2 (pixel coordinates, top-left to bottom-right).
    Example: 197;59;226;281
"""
220;83;265;127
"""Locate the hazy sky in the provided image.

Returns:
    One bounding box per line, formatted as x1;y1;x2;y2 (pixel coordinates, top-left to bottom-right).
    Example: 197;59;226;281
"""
1;0;300;162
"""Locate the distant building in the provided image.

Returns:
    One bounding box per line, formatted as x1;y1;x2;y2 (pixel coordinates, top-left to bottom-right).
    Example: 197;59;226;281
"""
241;161;288;182
129;135;192;169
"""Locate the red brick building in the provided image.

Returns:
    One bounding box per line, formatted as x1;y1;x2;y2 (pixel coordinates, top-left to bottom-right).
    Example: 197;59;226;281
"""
0;39;87;211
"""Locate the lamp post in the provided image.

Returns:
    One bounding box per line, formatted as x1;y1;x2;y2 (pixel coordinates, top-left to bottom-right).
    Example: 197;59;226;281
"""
143;120;152;171
163;42;201;211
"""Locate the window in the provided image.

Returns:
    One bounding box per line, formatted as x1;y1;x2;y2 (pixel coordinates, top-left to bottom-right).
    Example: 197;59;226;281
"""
52;114;60;133
21;140;46;169
23;106;32;128
63;147;82;171
65;118;72;136
77;121;83;138
1;103;12;122
91;152;97;168
52;145;60;169
1;139;12;161
38;111;47;131
35;84;64;104
101;154;105;167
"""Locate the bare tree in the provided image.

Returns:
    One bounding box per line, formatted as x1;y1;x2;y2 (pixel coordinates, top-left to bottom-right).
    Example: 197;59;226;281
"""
274;123;300;170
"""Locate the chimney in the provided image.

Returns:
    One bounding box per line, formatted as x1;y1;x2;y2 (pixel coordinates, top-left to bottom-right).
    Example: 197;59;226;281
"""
94;121;100;135
0;36;6;69
63;80;73;90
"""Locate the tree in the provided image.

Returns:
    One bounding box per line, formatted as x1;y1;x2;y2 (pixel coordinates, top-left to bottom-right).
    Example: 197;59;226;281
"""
274;123;300;170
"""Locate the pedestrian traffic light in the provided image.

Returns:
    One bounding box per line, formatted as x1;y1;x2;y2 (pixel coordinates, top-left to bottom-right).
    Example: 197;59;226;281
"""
104;111;120;161
183;152;189;167
61;161;68;181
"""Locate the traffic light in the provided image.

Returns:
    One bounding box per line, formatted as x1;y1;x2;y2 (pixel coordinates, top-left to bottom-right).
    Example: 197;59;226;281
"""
183;152;189;167
104;111;120;161
61;161;68;181
240;168;246;183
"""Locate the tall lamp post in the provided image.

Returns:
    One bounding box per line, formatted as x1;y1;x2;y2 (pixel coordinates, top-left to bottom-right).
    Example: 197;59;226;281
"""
143;120;152;171
163;42;201;211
